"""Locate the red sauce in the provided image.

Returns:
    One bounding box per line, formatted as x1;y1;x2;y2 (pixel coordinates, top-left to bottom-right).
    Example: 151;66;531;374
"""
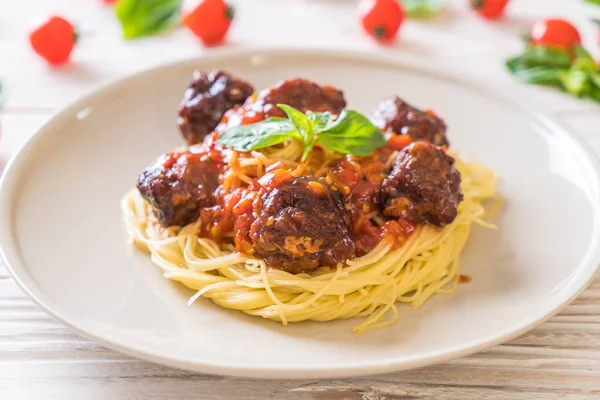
195;98;417;257
327;146;414;255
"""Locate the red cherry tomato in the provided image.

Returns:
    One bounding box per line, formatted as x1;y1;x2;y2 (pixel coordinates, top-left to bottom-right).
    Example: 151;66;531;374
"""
530;19;581;51
358;0;405;43
182;0;234;46
470;0;509;20
102;0;118;4
29;15;76;66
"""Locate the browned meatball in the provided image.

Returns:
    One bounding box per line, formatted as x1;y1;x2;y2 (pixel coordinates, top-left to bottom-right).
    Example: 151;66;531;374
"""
178;70;254;145
256;78;346;118
372;96;449;147
137;151;220;227
379;142;462;226
250;177;355;273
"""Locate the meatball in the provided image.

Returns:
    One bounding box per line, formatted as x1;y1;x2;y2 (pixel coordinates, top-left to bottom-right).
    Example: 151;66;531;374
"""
256;78;346;118
379;141;462;226
372;96;449;147
178;70;254;145
250;177;355;273
137;151;220;227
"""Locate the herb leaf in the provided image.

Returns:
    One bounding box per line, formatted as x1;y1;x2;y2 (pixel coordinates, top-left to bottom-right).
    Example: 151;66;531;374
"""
116;0;182;40
591;73;600;90
401;0;443;19
509;66;563;86
559;69;591;97
318;109;387;156
506;46;572;72
277;104;319;161
217;106;386;161
306;111;332;131
218;120;301;151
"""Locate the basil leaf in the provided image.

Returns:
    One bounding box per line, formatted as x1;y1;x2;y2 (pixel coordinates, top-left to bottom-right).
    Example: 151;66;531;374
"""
591;73;600;89
277;104;318;161
559;69;591;97
572;48;598;75
217;120;301;151
508;46;572;71
591;87;600;104
306;111;332;131
116;0;182;40
573;45;594;62
401;0;443;19
318;109;386;156
509;66;564;86
277;104;313;137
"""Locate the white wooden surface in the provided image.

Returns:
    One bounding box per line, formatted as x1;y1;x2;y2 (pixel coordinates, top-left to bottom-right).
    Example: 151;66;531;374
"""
1;0;600;398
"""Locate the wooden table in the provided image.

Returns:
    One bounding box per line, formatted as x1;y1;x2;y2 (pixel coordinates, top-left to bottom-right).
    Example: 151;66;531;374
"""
1;0;600;398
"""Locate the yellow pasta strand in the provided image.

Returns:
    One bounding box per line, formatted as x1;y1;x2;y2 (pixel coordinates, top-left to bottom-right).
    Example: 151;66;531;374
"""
121;152;498;336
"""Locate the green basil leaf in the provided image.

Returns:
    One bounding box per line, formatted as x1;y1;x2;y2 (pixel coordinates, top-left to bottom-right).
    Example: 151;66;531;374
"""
277;104;313;134
590;87;600;104
217;120;301;152
306;111;332;131
590;73;600;89
509;66;564;86
318;109;386;156
277;104;317;161
116;0;182;40
573;45;594;62
401;0;443;19
559;69;591;97
508;46;572;70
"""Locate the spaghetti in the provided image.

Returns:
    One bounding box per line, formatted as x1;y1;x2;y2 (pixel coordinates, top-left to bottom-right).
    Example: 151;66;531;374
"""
122;139;498;335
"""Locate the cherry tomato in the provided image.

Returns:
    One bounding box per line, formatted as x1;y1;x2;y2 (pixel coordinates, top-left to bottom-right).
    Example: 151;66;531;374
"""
102;0;118;4
358;0;405;43
182;0;234;46
29;15;76;66
470;0;509;20
530;19;581;51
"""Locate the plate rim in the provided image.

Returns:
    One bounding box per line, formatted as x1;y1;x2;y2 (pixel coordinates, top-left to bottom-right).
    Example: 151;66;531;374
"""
1;47;600;379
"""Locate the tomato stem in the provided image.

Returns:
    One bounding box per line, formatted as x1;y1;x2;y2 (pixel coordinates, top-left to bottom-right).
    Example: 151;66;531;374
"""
373;26;387;39
226;5;235;21
471;0;484;9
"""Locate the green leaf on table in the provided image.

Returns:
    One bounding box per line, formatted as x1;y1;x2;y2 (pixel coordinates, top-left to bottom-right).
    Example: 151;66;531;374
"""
508;46;572;70
401;0;443;19
572;45;599;74
116;0;182;40
318;109;387;156
590;73;600;89
590;86;600;104
217;120;301;152
510;66;563;87
559;69;591;97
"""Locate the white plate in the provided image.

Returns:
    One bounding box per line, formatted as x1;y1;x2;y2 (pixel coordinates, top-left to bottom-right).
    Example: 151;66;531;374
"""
1;49;599;379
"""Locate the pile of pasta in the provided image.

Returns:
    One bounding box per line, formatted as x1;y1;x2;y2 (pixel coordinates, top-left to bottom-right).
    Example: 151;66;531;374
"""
122;141;499;335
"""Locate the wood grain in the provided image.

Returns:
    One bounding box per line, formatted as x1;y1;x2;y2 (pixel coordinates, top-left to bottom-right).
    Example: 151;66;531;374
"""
2;0;600;398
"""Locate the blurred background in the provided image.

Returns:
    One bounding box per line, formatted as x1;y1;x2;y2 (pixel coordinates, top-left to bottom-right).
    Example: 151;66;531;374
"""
1;0;599;172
